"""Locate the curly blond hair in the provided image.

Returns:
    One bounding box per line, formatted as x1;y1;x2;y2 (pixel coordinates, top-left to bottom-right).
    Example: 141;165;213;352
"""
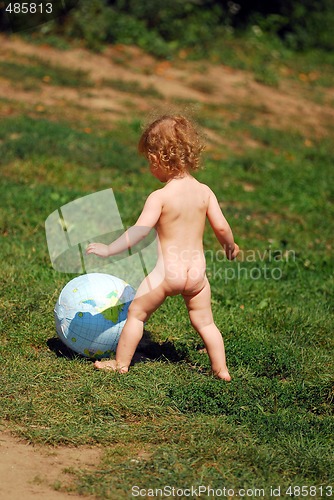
138;115;205;175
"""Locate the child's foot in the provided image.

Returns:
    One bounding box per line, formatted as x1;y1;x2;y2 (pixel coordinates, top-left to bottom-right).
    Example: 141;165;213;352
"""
94;360;128;373
213;368;231;381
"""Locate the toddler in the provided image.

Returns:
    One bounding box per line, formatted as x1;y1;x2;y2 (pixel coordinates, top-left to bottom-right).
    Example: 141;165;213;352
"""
86;115;239;380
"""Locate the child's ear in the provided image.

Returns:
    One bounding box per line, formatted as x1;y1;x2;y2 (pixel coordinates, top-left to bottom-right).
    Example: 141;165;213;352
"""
148;153;159;165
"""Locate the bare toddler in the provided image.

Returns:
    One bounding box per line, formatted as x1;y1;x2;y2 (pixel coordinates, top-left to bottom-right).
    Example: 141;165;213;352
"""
86;114;239;380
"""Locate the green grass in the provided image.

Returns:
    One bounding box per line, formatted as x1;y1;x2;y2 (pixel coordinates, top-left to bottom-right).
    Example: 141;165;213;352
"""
102;78;163;98
0;71;333;498
207;31;334;89
0;57;91;89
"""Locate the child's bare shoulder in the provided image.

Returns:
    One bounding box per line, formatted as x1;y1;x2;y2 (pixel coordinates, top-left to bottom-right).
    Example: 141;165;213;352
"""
198;180;212;191
197;180;215;198
149;186;164;196
145;188;164;204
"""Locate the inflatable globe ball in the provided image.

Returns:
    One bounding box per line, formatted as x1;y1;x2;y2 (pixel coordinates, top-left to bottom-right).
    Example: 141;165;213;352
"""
54;273;135;358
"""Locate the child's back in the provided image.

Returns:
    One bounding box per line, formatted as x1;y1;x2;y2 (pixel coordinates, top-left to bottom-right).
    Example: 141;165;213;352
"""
153;175;209;295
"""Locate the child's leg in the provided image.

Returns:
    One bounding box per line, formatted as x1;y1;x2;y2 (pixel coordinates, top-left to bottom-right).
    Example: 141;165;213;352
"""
182;278;231;381
94;273;167;373
94;311;144;373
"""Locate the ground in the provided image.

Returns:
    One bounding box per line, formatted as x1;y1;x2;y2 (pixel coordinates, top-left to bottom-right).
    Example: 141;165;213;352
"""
0;430;100;499
1;34;333;143
0;33;333;499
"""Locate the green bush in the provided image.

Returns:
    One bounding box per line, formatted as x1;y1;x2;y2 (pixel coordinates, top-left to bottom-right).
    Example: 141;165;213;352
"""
64;0;114;51
251;0;334;51
2;0;334;55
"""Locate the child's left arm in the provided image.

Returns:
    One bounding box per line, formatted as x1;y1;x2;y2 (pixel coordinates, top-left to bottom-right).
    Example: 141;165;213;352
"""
86;191;162;258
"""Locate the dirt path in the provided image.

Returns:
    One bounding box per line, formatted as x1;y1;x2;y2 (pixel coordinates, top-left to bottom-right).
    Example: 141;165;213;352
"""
0;430;100;499
1;34;333;140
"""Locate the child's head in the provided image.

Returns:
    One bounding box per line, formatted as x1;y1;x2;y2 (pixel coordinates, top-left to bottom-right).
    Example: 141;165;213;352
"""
138;115;205;177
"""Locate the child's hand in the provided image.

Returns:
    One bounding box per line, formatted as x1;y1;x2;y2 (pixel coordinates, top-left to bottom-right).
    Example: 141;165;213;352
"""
226;243;240;260
231;243;240;260
86;243;109;258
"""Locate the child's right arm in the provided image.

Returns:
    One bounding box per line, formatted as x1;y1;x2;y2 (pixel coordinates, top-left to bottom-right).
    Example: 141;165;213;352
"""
86;191;162;258
206;188;239;260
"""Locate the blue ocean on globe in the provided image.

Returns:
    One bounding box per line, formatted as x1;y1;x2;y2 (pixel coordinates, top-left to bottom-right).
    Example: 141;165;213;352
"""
54;273;136;358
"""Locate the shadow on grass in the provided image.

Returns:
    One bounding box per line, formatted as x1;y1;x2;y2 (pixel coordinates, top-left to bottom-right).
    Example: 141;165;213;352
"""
133;329;182;365
47;329;183;365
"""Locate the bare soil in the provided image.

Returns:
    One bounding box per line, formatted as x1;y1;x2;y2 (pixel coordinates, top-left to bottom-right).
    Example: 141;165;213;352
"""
0;430;100;499
1;34;333;142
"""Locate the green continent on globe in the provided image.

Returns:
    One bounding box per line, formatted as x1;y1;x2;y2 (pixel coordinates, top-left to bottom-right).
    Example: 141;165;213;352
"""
83;349;112;358
102;302;124;323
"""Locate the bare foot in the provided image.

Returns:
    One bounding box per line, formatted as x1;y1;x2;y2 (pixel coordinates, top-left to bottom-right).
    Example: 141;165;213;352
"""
213;368;231;381
94;360;128;373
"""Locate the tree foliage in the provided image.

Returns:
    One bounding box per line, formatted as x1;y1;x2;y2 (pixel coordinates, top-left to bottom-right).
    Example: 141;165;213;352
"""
1;0;333;54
